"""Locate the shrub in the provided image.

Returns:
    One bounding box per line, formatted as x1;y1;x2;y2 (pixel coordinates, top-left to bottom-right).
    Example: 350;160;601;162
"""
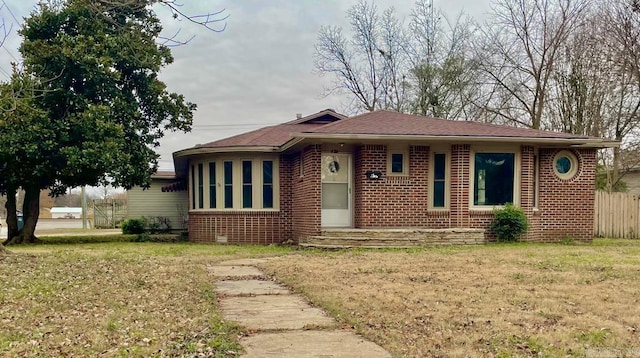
490;203;529;242
122;218;145;235
144;216;172;234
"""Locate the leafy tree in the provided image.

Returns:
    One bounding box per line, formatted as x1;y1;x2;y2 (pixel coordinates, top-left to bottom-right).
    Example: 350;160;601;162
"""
0;0;195;245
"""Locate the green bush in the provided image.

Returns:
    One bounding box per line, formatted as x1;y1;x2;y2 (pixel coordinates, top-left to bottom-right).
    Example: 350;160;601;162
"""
122;218;145;235
490;203;529;242
144;216;172;234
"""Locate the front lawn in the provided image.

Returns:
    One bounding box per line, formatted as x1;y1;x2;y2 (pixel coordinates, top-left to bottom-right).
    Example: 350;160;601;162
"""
2;239;638;357
260;239;640;357
0;242;291;357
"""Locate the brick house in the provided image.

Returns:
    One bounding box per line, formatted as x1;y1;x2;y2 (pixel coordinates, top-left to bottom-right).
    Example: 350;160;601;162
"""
172;109;615;246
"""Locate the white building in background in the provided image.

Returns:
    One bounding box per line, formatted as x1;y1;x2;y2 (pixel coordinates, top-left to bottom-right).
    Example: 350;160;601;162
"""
50;207;83;219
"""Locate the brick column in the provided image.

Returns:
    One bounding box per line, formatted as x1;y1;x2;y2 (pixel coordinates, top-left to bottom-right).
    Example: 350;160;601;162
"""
450;144;470;227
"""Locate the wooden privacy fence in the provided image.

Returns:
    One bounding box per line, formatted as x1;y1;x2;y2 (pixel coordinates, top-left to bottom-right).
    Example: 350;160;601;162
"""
594;191;640;239
92;199;127;228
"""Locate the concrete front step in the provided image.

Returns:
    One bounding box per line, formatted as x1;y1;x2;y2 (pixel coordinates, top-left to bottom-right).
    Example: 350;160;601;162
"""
301;228;486;248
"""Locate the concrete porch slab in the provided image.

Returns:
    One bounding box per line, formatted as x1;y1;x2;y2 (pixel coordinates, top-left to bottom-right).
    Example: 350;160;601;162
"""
208;265;264;278
216;280;290;296
240;330;391;358
219;295;335;330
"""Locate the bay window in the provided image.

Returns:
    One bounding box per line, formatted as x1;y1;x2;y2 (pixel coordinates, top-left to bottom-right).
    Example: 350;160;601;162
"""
190;156;279;210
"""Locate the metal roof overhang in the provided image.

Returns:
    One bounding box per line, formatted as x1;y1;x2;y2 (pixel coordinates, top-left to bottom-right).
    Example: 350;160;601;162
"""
289;133;620;148
172;145;281;178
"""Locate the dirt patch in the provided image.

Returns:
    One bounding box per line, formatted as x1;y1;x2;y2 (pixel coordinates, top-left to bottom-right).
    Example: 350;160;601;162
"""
259;242;640;357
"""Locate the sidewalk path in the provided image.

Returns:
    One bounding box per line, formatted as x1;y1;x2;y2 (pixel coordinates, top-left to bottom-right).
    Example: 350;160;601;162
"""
209;258;391;358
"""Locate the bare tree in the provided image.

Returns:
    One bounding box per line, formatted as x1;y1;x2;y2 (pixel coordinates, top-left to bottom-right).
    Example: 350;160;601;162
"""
476;0;588;129
406;1;480;119
314;1;410;113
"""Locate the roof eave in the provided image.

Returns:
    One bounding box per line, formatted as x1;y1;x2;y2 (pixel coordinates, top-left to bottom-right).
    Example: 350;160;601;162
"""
291;133;619;147
173;145;280;158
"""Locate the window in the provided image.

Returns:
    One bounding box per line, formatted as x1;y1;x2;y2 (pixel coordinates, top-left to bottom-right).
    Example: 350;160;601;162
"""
433;153;446;208
387;147;409;175
197;164;204;209
474;152;515;206
209;162;216;208
533;154;539;208
242;160;253;208
191;165;196;210
224;161;233;208
553;150;578;180
263;160;274;208
190;157;279;210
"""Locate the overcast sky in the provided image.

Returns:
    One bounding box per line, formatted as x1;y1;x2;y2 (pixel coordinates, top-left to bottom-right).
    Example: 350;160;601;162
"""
0;0;491;171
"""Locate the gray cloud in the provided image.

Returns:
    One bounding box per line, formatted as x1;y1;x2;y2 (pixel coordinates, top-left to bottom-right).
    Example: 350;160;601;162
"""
1;0;490;171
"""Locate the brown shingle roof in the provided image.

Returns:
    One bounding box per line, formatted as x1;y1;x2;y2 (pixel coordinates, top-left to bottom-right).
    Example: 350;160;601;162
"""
305;110;591;139
199;123;323;148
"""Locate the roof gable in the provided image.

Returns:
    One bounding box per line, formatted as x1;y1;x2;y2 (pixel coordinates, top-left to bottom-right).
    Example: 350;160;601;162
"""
285;109;347;125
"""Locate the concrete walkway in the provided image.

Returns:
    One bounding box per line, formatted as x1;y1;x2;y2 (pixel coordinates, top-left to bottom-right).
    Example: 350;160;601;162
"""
209;258;391;358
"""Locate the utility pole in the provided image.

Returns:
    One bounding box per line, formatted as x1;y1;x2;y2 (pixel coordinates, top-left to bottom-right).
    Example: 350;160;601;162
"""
81;186;88;229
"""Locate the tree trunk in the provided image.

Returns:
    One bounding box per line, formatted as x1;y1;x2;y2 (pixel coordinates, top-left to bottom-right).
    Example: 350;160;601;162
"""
4;187;18;241
4;187;40;245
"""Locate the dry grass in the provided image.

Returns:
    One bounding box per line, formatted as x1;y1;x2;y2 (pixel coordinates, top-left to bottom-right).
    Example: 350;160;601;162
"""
259;239;640;357
0;242;291;357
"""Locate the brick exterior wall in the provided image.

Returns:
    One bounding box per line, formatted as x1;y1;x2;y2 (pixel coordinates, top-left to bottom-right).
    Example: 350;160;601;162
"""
291;145;322;243
536;148;596;242
189;211;284;244
186;143;597;244
354;144;452;228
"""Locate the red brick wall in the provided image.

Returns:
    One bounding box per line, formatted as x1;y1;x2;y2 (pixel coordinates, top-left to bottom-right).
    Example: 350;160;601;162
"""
537;148;596;242
451;144;470;228
188;155;293;244
354;145;451;228
188;211;284;244
291;145;322;242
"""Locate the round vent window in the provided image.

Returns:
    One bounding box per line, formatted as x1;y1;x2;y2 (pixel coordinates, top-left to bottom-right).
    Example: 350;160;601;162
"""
553;150;578;180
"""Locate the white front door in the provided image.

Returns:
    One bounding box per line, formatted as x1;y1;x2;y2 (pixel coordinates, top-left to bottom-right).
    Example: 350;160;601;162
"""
321;153;352;227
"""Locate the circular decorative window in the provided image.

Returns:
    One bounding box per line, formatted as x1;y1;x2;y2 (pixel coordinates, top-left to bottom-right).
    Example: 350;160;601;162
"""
553;150;579;180
328;161;340;173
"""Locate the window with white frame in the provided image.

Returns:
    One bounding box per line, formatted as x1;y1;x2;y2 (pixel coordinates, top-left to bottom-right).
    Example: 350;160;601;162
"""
190;157;279;210
472;152;517;206
387;146;409;175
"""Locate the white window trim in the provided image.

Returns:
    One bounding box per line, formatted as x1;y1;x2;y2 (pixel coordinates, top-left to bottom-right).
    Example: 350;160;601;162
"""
553;149;579;180
189;155;280;211
469;146;521;210
428;146;451;211
387;146;409;176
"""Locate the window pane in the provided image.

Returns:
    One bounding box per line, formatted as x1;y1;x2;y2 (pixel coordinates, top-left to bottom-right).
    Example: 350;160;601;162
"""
263;161;273;184
556;156;571;174
322;183;349;209
243;161;252;184
263;161;273;208
224;161;232;184
434;153;445;180
391;153;404;173
209;162;216;208
433;181;445;207
242;161;252;208
224;161;233;208
474;153;514;206
263;185;273;208
191;165;195;209
243;186;253;208
197;164;203;209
